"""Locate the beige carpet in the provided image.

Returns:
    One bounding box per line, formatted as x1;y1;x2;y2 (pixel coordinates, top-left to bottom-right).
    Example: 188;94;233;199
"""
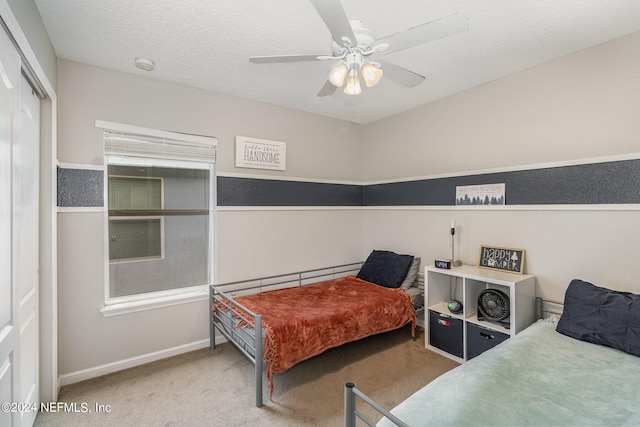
35;326;458;426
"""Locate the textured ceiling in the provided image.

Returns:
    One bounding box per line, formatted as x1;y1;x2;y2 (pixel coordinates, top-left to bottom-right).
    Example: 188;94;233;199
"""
35;0;640;124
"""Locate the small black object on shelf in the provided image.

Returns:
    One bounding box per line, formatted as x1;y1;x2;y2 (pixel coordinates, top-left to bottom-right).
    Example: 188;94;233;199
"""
435;259;451;269
477;288;510;328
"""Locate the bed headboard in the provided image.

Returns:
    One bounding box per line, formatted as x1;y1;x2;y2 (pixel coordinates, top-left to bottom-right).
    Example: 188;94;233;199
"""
535;297;564;320
214;262;364;297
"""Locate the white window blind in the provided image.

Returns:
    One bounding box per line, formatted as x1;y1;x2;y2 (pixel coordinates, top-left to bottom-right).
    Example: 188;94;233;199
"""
97;120;216;163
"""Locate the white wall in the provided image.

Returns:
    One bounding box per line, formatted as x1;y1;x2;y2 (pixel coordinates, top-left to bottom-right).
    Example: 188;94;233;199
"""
362;31;640;299
56;61;363;181
217;209;363;283
56;60;363;381
6;0;56;86
363;208;640;301
363;31;640;181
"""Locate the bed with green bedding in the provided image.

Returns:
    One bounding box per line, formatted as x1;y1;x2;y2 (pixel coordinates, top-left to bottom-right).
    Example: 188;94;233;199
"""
346;278;640;427
373;318;640;426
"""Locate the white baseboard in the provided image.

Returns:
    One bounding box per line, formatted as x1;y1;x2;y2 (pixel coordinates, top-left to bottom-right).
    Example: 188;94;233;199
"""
59;338;216;387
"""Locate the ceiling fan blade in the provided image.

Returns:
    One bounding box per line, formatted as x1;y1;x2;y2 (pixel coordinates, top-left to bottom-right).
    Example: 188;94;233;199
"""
317;81;338;97
377;14;469;55
250;54;327;63
309;0;357;47
378;60;425;88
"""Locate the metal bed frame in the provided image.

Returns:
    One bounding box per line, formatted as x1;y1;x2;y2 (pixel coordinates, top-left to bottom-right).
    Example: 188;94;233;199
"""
209;262;363;407
343;297;564;427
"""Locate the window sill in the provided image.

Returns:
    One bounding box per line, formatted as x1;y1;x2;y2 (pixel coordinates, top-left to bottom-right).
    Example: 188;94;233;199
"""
100;285;210;317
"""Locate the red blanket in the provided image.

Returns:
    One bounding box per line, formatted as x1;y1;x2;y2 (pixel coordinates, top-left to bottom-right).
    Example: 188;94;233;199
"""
216;275;416;395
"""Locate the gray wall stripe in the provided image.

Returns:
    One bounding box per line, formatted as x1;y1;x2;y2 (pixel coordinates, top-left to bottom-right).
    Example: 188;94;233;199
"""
57;159;640;208
217;176;363;206
57;167;104;207
364;159;640;206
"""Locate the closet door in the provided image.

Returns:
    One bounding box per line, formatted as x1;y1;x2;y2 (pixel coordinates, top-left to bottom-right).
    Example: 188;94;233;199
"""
0;24;41;427
15;67;41;427
0;23;21;427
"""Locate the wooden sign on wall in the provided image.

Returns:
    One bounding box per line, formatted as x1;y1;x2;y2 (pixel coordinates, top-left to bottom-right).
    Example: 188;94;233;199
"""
235;136;286;171
478;245;525;274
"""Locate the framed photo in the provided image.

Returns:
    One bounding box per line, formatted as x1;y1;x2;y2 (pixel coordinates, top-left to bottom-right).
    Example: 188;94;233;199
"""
478;245;525;274
456;183;505;205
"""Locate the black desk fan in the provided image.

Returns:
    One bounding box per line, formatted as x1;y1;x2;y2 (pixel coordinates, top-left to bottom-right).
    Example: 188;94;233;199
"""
477;288;510;327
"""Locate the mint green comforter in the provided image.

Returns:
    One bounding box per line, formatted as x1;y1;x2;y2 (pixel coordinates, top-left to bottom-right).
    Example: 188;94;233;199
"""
379;319;640;426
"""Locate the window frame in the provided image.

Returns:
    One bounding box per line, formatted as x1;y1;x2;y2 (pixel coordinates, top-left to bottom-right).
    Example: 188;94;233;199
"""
102;156;216;316
101;136;216;317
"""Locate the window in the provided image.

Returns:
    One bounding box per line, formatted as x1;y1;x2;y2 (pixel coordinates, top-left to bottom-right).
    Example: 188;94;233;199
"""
108;175;163;261
109;217;162;261
100;121;216;310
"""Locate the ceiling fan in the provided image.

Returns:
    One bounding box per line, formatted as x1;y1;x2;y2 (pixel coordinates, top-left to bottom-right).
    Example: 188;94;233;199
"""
249;0;469;96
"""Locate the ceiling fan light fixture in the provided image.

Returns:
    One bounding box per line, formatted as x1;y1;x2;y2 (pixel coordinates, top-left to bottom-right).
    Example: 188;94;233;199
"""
361;62;383;87
328;62;349;87
247;2;470;99
343;69;361;95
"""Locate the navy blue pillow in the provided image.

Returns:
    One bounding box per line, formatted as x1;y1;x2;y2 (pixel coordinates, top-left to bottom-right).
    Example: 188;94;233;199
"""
357;250;414;289
556;279;640;357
